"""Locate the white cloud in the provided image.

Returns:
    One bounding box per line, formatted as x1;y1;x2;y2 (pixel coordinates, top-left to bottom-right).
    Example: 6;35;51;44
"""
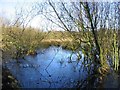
0;6;15;21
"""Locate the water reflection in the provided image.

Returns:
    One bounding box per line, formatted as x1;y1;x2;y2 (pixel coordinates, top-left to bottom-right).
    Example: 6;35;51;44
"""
5;46;92;88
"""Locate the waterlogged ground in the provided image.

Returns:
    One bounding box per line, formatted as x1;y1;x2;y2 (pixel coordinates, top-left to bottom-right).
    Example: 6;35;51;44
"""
4;46;94;88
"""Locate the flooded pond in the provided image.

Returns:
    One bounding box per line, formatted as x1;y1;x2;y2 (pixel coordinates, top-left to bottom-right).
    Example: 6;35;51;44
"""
4;46;95;88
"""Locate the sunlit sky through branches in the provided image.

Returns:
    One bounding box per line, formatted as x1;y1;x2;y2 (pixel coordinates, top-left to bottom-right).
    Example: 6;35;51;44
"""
0;0;119;31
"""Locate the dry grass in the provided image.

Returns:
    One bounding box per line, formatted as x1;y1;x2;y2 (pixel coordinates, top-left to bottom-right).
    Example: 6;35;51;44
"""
2;26;74;59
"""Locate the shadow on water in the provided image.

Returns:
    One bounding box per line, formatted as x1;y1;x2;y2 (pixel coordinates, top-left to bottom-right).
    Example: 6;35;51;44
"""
4;46;97;88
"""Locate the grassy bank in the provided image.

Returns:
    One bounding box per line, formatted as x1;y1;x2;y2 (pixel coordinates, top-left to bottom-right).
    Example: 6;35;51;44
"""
2;26;74;60
2;26;119;61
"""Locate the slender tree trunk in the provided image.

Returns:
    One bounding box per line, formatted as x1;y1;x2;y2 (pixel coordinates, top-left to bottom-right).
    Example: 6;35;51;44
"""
83;2;100;58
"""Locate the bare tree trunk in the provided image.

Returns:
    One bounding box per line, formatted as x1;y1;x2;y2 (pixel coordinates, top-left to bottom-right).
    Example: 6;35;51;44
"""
83;2;100;56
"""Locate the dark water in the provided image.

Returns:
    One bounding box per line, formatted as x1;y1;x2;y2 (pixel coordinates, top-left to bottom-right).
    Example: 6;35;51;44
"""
5;46;94;88
103;69;120;88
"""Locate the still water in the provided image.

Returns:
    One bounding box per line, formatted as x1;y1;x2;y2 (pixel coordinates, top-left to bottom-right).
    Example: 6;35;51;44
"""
5;46;94;88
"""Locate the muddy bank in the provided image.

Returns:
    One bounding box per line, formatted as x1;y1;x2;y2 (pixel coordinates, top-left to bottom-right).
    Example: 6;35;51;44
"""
98;68;120;88
2;67;21;89
2;51;21;89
